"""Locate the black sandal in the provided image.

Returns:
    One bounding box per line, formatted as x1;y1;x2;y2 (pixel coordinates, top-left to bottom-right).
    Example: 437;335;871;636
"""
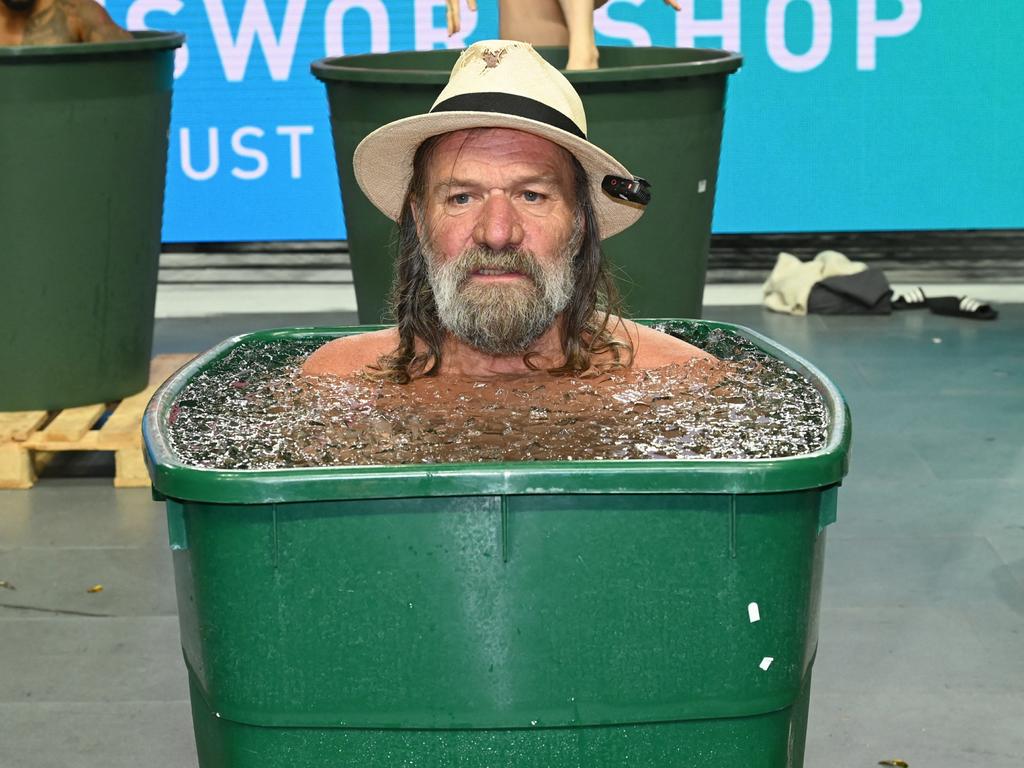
892;287;928;310
927;295;998;321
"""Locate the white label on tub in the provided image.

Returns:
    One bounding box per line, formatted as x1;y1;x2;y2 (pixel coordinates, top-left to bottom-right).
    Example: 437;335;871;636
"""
748;602;761;623
698;179;708;193
759;656;774;671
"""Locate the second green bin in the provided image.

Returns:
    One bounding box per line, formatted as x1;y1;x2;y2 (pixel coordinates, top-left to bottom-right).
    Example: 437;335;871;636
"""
312;46;742;323
0;32;184;411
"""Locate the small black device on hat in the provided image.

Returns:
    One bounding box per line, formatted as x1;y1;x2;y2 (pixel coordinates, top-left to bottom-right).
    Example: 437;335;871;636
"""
602;175;651;206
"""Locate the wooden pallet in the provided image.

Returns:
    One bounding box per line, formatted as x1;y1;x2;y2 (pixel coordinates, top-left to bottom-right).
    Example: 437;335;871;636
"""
0;354;195;490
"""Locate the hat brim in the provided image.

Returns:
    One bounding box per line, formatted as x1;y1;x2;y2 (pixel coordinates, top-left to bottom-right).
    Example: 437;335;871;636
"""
353;112;644;241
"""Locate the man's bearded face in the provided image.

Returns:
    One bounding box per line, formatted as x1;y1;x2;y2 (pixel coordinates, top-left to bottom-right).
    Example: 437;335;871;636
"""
423;223;582;357
2;0;36;13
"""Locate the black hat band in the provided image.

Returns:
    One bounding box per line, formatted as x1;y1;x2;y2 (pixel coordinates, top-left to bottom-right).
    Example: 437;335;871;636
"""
431;92;587;140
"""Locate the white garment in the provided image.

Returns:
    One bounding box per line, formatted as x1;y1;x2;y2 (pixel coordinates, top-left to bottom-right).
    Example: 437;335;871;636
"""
762;250;868;316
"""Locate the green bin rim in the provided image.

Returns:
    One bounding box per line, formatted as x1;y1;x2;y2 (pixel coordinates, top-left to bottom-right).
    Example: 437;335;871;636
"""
144;320;850;504
311;45;742;85
0;30;185;59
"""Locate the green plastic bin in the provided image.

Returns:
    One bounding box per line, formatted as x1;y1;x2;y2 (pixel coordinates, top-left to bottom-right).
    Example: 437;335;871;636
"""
311;47;742;324
144;320;849;768
0;31;184;411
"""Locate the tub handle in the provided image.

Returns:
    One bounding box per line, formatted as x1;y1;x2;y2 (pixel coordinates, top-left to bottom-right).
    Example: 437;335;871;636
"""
817;485;839;535
167;500;189;551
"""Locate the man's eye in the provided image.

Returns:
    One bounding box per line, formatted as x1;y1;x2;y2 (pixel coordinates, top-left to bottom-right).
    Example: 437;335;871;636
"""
448;193;471;205
522;190;545;203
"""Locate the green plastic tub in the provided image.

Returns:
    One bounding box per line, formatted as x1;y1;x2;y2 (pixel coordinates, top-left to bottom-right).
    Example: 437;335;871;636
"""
144;321;849;768
0;31;184;411
312;47;742;324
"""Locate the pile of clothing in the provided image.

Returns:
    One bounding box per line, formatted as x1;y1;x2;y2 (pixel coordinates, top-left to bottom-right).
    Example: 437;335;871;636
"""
762;251;997;320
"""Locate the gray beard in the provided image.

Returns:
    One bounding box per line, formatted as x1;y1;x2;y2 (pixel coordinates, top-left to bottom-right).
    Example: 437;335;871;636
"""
423;232;581;357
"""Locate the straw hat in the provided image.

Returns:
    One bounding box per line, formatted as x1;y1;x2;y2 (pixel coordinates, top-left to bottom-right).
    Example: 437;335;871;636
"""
353;40;646;241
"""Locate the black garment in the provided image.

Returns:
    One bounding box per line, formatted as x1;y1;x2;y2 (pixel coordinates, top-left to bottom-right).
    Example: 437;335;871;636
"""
807;269;893;315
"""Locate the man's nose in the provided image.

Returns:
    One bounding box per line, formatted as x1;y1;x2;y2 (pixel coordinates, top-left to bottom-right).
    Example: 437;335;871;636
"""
472;193;524;251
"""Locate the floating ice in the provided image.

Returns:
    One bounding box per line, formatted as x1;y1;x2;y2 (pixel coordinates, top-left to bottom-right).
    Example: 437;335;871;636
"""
167;322;829;469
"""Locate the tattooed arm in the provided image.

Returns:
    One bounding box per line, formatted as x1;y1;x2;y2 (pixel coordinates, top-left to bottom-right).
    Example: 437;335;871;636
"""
20;0;130;45
73;0;131;42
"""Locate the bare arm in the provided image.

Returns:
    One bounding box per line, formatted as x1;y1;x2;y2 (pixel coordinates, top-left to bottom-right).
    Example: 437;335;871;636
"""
74;0;131;43
20;0;75;45
19;0;129;44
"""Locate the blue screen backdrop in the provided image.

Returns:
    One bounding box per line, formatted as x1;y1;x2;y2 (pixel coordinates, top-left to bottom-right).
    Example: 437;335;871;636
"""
99;0;1024;242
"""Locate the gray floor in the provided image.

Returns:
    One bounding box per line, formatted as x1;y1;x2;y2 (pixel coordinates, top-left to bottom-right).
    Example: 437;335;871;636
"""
1;304;1022;767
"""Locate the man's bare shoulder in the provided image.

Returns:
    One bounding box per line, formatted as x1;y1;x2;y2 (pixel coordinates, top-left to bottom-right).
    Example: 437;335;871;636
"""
611;317;717;368
301;328;399;377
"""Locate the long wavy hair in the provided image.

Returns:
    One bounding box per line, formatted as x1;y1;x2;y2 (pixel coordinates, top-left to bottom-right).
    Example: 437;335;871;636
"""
371;132;634;383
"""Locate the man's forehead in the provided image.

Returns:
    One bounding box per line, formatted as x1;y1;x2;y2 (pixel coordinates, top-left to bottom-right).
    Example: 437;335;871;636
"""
429;128;575;173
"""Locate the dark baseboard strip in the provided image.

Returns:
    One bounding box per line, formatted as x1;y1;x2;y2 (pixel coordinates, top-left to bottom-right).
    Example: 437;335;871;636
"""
160;230;1024;284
